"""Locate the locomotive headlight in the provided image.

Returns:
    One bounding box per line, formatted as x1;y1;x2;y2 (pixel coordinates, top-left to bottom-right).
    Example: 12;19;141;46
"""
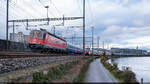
33;39;36;43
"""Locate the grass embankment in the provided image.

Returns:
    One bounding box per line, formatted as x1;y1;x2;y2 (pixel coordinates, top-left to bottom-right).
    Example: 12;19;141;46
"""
32;57;95;83
101;55;139;83
73;58;94;82
32;61;78;83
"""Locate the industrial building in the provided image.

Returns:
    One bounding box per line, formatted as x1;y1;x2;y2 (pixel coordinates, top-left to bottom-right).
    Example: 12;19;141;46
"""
10;32;29;43
111;48;147;56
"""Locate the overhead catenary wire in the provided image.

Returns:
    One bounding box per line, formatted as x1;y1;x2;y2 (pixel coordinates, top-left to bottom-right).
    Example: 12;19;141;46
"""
9;1;37;19
7;0;49;33
9;3;26;19
10;1;35;18
10;0;52;18
39;0;56;18
0;0;7;16
49;0;62;17
21;0;45;17
76;0;82;15
87;0;94;25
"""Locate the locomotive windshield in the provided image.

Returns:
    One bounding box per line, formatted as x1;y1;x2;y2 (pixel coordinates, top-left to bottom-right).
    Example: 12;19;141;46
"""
30;30;44;39
37;31;43;38
30;31;34;38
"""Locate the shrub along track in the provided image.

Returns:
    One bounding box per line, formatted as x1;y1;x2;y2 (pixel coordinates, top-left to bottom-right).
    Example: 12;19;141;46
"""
32;57;95;83
0;55;87;83
100;56;138;83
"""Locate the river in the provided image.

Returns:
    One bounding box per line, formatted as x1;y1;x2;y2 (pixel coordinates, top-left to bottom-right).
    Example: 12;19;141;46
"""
110;57;150;82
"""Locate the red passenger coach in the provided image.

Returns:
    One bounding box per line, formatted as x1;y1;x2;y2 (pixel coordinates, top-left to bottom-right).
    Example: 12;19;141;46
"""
28;29;67;53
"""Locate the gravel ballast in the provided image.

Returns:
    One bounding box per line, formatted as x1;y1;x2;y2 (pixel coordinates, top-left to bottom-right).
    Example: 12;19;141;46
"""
0;56;82;74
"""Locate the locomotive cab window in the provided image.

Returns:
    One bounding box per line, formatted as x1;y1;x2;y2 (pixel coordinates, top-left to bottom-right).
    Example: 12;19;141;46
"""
43;33;46;39
30;31;34;38
37;31;43;38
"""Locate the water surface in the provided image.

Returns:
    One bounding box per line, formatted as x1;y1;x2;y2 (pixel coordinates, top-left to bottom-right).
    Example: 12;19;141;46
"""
112;57;150;82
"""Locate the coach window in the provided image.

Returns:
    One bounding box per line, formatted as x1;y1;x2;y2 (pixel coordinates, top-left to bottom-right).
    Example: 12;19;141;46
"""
56;40;59;44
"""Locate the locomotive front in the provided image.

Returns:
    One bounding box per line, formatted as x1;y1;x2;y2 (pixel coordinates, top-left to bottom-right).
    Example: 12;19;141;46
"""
28;29;67;53
28;30;45;49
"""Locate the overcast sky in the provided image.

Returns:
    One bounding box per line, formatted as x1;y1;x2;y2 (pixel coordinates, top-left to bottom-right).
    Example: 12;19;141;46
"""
1;0;150;51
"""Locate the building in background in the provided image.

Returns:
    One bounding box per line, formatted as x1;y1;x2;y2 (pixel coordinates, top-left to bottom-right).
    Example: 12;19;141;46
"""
111;48;147;56
86;48;111;56
10;32;29;43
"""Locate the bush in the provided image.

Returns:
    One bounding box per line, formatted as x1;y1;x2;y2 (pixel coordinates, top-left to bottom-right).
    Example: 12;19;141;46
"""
32;72;51;83
101;61;138;83
32;61;79;83
123;70;137;82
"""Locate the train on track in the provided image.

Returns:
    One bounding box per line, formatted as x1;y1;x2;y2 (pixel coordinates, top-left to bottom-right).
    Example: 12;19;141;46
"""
28;29;83;54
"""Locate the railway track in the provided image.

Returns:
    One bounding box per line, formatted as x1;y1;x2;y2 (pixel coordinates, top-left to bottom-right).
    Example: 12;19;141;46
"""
0;55;87;75
0;51;83;59
0;51;92;76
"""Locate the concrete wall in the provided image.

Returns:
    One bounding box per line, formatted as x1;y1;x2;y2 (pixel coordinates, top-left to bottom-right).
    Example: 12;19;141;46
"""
0;39;30;51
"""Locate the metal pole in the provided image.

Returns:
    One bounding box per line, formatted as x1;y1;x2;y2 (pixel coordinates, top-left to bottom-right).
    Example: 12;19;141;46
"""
53;26;55;35
107;42;109;49
73;31;76;45
97;36;100;49
63;15;65;26
12;21;15;50
45;6;49;25
47;7;49;18
83;0;85;56
26;19;28;30
6;0;9;50
13;21;15;41
103;41;105;54
103;41;104;50
92;27;94;56
141;78;143;84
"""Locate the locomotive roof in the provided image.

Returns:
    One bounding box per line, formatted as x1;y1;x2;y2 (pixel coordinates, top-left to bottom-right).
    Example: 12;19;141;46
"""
31;30;66;42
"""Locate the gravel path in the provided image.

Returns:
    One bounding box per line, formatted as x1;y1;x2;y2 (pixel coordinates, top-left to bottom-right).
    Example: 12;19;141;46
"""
85;58;118;83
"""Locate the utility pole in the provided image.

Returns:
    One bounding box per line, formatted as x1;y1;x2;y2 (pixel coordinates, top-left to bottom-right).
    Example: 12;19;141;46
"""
63;15;65;26
103;41;105;54
97;36;100;49
45;6;49;25
72;31;76;45
83;0;85;56
13;21;15;41
107;42;109;50
6;0;9;50
53;26;55;35
103;41;104;50
26;19;28;30
91;26;94;56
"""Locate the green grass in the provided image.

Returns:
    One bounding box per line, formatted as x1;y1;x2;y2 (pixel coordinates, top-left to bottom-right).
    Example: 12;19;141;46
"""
32;57;96;83
32;61;79;83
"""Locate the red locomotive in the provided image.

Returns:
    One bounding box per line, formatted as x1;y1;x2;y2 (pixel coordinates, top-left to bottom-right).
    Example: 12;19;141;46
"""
85;48;91;55
28;29;67;53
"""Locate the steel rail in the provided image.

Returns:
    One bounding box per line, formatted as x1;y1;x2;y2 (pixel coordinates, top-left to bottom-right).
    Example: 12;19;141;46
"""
0;54;85;59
